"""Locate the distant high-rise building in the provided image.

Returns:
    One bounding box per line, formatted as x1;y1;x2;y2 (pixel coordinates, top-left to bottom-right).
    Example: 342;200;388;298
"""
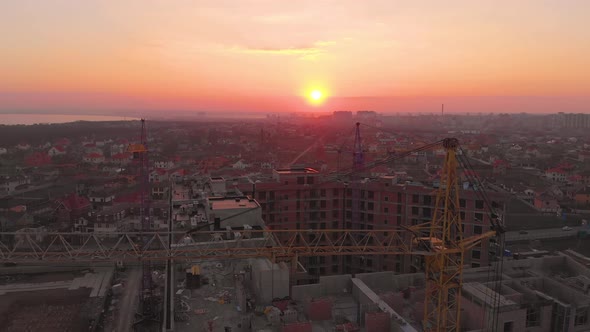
557;112;590;129
333;111;353;122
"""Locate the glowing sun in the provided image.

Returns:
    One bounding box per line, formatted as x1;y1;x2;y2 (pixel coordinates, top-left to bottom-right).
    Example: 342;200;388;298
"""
308;89;325;105
311;90;322;100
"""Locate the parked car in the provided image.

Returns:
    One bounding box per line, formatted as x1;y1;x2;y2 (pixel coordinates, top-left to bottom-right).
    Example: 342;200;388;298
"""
562;226;573;231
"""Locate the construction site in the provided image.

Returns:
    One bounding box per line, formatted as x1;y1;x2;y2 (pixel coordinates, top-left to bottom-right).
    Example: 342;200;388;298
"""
2;121;590;332
5;245;590;331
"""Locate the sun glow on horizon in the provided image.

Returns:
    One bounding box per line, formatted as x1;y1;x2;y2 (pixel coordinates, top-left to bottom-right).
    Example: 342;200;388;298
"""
307;89;326;106
311;90;322;100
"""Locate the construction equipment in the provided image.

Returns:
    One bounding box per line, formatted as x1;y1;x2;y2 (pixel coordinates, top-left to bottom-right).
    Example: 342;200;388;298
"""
0;136;503;332
127;119;160;329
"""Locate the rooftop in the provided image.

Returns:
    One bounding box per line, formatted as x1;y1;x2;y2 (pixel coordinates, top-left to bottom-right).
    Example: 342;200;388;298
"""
209;197;258;210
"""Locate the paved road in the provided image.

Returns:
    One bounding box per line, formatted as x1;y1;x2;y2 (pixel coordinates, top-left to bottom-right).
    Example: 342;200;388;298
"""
505;226;586;242
115;267;141;332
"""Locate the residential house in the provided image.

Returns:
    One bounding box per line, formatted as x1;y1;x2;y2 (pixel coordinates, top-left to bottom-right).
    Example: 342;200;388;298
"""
83;143;103;155
0;176;30;195
54;194;91;225
150;169;168;183
545;168;567;183
565;184;586;200
16;143;31;151
154;160;175;169
95;139;107;147
83;142;96;149
493;159;510;175
111;152;132;165
534;193;560;212
54;138;71;146
73;217;92;233
83;153;105;164
25;152;51;167
198;157;229;172
170;169;189;182
232;159;249;170
172;183;191;201
568;174;584;186
152;180;170;200
89;204;129;235
260;162;275;170
48;145;66;157
88;191;115;209
110;139;128;155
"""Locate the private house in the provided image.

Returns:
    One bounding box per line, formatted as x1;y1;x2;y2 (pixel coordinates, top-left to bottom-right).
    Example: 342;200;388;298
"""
54;194;91;225
83;153;105;164
48;145;66;157
25;152;51;167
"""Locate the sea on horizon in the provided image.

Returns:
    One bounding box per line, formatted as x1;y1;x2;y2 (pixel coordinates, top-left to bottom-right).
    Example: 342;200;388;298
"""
0;113;138;125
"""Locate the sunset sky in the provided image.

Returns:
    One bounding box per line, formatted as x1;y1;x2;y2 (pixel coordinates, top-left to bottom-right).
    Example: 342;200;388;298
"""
1;0;589;114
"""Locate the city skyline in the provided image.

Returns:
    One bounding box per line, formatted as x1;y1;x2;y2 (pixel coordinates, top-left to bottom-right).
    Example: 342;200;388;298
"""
1;0;590;114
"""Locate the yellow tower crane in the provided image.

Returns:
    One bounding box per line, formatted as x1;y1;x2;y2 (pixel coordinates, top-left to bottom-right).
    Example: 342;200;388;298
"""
416;138;503;331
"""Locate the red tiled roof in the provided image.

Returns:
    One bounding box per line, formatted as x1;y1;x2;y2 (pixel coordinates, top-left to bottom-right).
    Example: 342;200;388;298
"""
25;152;51;167
52;145;65;152
155;168;168;175
57;194;90;211
568;175;583;181
54;138;70;145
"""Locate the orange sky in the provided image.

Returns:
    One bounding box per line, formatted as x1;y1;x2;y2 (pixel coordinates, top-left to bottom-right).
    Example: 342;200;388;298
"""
1;0;589;114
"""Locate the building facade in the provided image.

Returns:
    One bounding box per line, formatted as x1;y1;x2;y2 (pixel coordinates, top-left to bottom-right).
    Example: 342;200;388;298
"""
238;167;503;282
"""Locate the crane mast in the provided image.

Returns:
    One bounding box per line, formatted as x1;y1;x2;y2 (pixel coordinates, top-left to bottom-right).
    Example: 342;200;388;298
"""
127;119;159;327
423;138;463;332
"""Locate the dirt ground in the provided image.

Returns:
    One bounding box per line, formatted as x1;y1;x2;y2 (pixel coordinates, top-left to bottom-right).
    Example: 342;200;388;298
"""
0;288;92;332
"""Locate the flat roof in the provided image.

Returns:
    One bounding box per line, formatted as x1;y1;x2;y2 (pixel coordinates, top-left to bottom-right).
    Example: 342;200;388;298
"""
210;197;258;210
463;282;517;308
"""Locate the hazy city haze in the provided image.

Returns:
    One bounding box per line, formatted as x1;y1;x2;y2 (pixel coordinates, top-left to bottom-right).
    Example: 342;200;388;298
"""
1;0;590;114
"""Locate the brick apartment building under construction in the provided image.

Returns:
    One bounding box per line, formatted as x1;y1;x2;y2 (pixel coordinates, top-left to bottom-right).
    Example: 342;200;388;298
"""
236;167;504;283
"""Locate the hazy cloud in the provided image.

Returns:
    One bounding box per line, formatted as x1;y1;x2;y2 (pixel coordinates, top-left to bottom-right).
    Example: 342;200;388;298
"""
229;40;337;60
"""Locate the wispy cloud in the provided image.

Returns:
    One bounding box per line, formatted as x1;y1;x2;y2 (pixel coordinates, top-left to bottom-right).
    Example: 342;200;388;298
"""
234;46;321;56
229;40;337;60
